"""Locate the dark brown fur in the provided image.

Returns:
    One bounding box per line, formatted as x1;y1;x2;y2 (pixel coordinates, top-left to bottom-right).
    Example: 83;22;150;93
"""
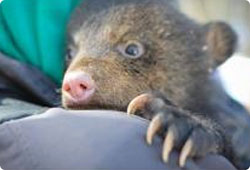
63;0;250;169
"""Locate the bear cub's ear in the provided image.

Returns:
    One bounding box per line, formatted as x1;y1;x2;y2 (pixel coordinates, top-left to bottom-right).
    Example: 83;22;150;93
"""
204;22;237;67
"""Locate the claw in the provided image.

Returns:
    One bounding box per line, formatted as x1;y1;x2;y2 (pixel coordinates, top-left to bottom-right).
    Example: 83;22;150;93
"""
127;93;153;115
179;137;194;168
146;113;164;145
162;125;177;163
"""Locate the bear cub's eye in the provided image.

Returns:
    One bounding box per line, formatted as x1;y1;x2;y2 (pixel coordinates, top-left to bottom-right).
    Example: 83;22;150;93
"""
126;44;140;56
66;48;74;61
65;48;77;67
118;40;145;59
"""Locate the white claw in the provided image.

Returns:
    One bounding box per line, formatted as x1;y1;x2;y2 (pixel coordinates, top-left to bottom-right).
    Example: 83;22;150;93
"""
162;127;176;163
127;93;152;115
146;113;164;145
179;138;194;168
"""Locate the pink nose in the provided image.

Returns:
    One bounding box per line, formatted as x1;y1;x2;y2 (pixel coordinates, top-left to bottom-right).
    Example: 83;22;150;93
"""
62;71;95;104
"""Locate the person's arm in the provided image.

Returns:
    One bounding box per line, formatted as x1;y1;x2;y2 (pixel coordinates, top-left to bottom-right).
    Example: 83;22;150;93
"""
0;109;236;170
0;52;60;107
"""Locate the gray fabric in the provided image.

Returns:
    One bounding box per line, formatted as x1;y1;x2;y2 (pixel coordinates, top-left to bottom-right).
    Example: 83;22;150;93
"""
0;108;236;170
0;98;47;124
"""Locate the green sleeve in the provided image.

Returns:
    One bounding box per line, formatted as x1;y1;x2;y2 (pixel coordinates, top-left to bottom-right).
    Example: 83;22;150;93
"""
0;0;82;84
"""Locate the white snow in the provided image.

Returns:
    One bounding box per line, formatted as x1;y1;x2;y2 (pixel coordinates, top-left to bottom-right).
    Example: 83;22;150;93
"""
218;53;250;107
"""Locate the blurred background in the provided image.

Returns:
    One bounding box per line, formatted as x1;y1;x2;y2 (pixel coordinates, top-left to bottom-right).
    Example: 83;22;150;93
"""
178;0;250;55
178;0;250;111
